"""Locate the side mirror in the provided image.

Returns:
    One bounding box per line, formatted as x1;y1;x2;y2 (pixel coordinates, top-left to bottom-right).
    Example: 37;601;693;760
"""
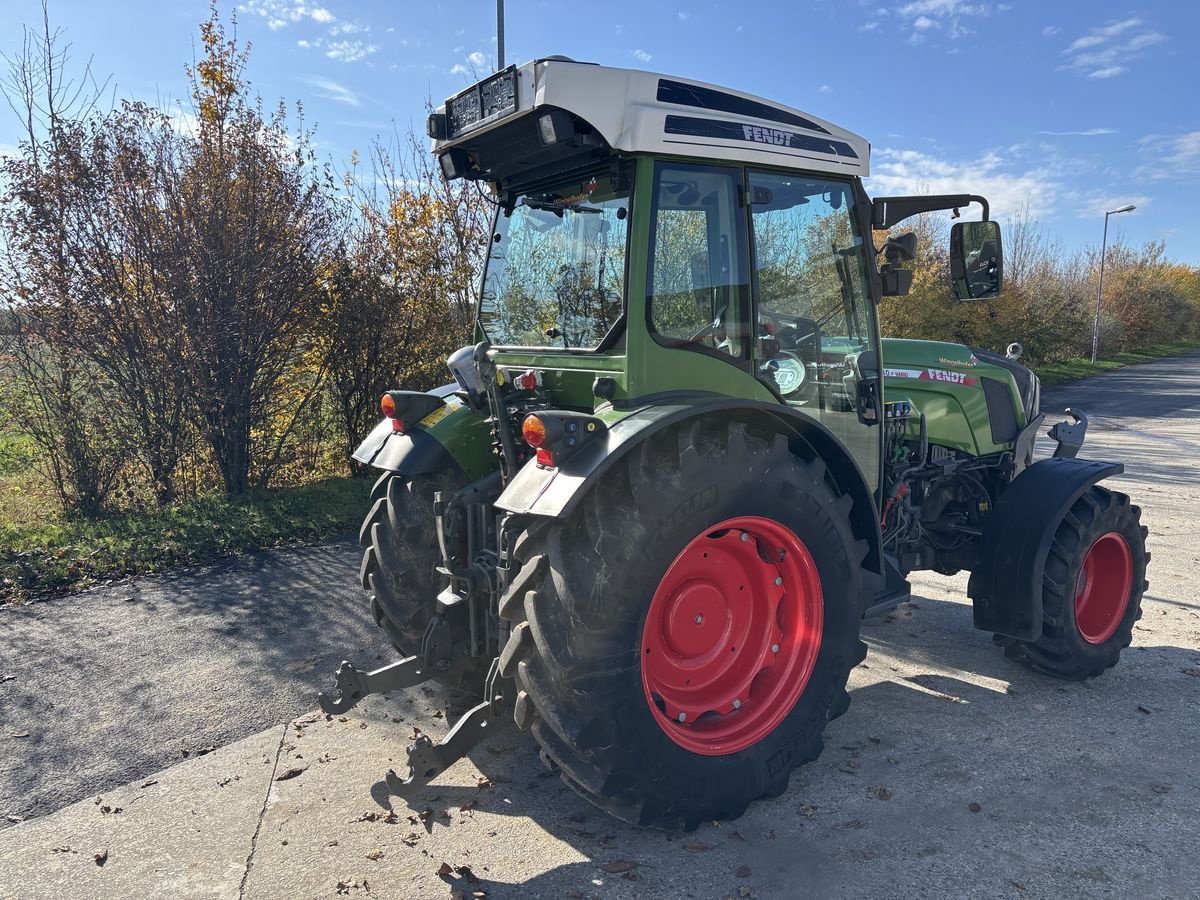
949;220;1003;300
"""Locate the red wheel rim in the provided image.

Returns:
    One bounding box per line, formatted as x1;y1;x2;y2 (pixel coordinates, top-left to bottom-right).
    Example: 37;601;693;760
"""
1074;531;1133;644
640;515;823;756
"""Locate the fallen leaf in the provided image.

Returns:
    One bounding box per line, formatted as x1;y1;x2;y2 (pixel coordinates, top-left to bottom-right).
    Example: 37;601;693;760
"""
476;775;492;788
729;830;746;841
1;674;15;683
455;865;480;883
401;832;421;846
684;841;714;853
141;780;158;788
842;819;865;829
871;786;893;801
1182;667;1200;678
736;865;752;877
10;732;29;738
51;846;74;854
5;814;24;824
599;860;637;874
366;849;384;861
799;803;817;818
195;745;217;756
1150;783;1171;795
437;862;454;877
94;848;108;866
275;766;307;781
968;802;982;813
1137;705;1152;715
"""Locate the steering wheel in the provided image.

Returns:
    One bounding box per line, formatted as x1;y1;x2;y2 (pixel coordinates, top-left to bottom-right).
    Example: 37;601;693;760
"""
688;304;728;343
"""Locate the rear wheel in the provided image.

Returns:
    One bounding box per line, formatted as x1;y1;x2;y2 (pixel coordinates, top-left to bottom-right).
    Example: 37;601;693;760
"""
359;468;489;696
997;486;1148;680
496;420;869;829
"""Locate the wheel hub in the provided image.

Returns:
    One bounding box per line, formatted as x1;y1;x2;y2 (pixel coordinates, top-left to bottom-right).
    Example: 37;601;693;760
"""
1074;531;1133;644
640;515;823;756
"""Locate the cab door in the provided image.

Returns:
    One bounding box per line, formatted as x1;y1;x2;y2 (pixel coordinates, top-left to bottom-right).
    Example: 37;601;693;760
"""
745;169;882;492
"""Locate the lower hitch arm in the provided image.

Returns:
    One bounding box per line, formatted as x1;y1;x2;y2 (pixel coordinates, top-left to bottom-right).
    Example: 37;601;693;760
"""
385;658;510;798
317;615;452;715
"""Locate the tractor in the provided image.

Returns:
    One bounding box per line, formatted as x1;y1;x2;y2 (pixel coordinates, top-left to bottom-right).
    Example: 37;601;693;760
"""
318;58;1149;830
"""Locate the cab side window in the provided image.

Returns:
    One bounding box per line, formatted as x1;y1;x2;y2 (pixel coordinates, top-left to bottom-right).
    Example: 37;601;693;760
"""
647;162;750;360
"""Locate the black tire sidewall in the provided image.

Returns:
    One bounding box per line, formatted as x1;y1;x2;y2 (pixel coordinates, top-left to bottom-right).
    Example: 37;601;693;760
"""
539;453;861;811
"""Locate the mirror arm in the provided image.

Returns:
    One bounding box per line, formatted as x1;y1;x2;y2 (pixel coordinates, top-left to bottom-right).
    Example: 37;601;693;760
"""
871;194;990;230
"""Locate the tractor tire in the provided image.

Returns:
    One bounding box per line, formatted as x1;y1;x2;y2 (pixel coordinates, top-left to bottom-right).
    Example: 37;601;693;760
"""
496;420;870;830
359;468;489;697
996;486;1148;680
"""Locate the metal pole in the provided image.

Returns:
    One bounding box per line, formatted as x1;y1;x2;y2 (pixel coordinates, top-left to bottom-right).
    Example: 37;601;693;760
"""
1091;211;1110;365
496;0;505;70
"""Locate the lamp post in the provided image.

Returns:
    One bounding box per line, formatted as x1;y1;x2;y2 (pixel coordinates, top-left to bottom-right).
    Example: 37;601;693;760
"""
1091;203;1136;364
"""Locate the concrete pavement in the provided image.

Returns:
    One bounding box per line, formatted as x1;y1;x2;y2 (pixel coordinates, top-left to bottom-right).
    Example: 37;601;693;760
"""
2;351;1199;899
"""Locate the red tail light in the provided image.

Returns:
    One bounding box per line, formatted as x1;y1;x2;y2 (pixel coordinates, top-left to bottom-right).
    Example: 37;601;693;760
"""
522;415;547;448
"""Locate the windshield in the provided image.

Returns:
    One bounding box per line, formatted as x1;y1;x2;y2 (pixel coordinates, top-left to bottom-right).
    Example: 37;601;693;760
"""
478;170;630;349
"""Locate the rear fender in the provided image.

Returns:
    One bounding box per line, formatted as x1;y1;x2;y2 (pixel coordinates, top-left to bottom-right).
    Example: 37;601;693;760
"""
495;399;883;576
352;385;496;481
968;457;1122;640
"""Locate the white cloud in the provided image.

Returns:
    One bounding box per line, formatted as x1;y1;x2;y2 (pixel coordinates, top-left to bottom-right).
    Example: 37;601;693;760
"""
329;21;369;36
240;1;336;28
818;84;833;94
305;76;360;107
1136;131;1200;182
632;49;652;62
615;24;624;35
860;20;881;32
296;38;320;49
325;40;378;63
1038;128;1115;136
1042;25;1060;38
866;147;1061;221
677;11;690;22
449;63;469;76
468;51;487;67
892;0;994;42
1060;18;1165;78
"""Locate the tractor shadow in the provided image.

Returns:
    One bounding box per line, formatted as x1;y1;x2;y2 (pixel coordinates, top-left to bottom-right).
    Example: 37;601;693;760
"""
368;593;1200;898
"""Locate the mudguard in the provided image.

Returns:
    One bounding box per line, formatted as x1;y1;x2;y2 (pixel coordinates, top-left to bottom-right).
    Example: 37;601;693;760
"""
351;385;496;481
495;398;884;575
968;457;1122;640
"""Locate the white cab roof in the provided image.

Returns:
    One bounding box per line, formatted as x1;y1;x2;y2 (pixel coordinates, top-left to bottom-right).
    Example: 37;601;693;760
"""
434;58;870;178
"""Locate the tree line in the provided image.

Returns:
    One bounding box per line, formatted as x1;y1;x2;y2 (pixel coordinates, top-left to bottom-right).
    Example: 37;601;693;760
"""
2;5;1198;518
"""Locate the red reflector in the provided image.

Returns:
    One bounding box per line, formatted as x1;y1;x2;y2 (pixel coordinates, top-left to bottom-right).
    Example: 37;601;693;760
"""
536;447;555;467
391;419;405;434
518;371;538;390
522;415;547;448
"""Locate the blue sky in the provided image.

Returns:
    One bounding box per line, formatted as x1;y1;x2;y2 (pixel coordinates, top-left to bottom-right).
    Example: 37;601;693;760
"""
3;0;1198;262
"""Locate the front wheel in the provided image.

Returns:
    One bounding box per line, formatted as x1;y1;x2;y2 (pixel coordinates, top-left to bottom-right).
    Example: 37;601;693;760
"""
997;486;1148;680
496;420;869;829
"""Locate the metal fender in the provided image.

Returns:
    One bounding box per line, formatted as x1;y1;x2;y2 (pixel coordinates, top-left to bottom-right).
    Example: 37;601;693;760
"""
968;457;1122;640
495;398;883;576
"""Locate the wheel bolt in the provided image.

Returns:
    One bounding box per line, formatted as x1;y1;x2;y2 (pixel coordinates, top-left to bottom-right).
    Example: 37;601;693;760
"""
740;532;750;542
732;699;741;710
694;614;703;624
774;576;783;586
771;643;780;653
678;712;687;722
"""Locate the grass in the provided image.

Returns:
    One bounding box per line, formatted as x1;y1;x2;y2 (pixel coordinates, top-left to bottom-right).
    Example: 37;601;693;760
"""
0;475;371;604
1034;340;1200;387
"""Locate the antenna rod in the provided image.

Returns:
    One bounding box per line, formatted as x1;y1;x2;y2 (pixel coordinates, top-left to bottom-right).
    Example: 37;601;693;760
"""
497;0;505;70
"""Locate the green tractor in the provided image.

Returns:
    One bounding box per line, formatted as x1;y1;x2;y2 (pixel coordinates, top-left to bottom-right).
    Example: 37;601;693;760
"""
319;58;1149;829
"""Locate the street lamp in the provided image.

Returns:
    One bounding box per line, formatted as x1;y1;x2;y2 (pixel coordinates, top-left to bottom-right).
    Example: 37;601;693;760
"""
1091;203;1136;364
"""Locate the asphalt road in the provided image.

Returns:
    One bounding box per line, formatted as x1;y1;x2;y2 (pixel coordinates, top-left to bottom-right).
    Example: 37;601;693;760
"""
0;537;392;828
2;349;1199;898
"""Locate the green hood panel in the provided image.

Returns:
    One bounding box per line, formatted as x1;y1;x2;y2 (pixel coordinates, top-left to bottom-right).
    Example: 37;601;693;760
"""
881;338;1024;456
